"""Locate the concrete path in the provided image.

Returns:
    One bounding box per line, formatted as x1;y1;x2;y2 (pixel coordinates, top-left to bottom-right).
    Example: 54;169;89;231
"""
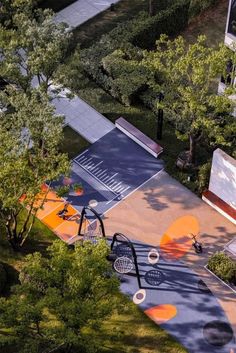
54;0;120;30
51;86;114;143
104;170;236;336
52;0;121;143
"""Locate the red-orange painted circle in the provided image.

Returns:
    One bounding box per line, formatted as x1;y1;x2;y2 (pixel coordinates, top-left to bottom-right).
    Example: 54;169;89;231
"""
160;215;199;260
145;304;177;324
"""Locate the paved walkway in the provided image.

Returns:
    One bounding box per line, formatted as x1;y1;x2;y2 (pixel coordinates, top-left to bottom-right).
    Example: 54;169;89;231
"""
52;0;120;143
51;86;114;143
54;0;120;30
104;170;236;337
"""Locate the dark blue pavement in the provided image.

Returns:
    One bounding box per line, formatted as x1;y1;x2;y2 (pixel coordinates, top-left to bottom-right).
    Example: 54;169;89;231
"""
54;129;164;216
112;239;236;353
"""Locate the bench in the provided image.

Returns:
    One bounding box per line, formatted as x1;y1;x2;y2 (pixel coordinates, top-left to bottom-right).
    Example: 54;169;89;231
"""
115;117;163;158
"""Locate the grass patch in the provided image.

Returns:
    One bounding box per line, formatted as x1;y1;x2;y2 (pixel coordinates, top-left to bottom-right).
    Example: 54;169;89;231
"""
38;0;77;13
98;303;187;353
61;125;90;159
180;0;228;46
72;0;150;49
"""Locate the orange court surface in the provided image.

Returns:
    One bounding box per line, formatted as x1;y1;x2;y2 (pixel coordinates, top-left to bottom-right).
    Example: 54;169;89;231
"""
33;186;87;242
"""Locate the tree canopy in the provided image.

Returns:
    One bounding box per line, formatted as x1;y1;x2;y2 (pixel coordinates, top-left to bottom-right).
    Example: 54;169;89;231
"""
142;34;236;164
0;0;72;249
0;88;69;248
0;240;123;353
0;0;71;94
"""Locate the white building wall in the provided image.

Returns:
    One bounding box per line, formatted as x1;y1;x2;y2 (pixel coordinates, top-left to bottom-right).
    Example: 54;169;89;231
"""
209;148;236;210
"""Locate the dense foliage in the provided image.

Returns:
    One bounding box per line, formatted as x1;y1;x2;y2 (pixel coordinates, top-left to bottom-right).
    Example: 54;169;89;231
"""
208;252;236;285
80;0;190;105
142;34;236;164
0;0;71;249
0;240;122;353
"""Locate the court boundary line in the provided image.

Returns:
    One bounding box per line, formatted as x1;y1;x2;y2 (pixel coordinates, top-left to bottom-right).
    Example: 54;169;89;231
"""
103;167;164;216
69;167;164;243
73;158;118;196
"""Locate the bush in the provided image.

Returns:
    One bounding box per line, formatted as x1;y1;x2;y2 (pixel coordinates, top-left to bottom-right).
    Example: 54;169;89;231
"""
0;263;7;294
130;0;190;49
197;161;211;193
80;0;190;104
208;252;236;285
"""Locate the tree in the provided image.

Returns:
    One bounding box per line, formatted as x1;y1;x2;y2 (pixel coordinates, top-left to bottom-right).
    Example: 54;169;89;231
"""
149;0;155;16
0;88;69;249
0;0;71;95
142;35;236;164
0;240;122;353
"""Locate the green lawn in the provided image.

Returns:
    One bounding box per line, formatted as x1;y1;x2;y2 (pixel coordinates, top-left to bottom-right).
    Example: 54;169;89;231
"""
98;304;187;353
61;125;90;159
72;0;149;49
37;0;77;13
181;0;228;47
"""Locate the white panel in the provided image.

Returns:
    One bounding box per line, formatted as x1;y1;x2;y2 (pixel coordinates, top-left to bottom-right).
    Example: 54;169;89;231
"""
209;149;236;210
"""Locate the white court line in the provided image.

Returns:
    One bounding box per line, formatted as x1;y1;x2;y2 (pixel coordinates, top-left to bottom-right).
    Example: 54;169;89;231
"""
38;202;64;221
86;162;95;169
103;168;164;216
75;149;88;159
112;182;122;191
78;156;87;163
90;161;103;171
96;170;106;178
53;211;80;233
115;185;125;193
103;176;111;182
73;160;118;196
83;158;93;167
105;173;118;182
120;186;130;194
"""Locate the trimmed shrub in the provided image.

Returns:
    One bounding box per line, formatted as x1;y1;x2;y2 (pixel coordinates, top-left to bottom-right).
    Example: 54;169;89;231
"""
197;161;211;193
208;252;236;285
0;263;7;294
81;0;190;105
130;0;190;49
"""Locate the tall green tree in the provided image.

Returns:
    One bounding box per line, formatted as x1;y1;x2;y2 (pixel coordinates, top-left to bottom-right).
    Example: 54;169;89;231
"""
0;0;71;94
0;88;69;249
0;240;122;353
142;35;236;164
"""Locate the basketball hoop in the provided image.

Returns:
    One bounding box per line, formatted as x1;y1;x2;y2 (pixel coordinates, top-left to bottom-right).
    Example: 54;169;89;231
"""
113;256;133;274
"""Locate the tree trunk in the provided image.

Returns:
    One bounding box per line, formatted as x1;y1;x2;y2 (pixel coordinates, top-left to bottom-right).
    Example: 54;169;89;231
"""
188;134;196;165
149;0;155;16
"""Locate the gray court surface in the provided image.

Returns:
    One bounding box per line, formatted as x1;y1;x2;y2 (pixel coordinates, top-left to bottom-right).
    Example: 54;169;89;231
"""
70;128;164;215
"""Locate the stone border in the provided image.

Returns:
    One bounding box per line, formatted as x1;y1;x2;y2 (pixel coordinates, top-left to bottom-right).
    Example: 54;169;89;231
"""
204;264;236;295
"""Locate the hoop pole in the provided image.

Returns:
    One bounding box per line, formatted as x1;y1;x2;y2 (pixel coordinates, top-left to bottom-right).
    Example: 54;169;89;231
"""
78;206;105;237
111;233;141;288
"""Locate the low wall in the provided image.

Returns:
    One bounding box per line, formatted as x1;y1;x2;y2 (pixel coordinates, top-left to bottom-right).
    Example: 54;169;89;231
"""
209;148;236;211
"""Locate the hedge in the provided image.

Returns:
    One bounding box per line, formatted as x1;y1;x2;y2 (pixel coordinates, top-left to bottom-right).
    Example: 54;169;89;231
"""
81;0;190;105
130;0;190;49
208;252;236;285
